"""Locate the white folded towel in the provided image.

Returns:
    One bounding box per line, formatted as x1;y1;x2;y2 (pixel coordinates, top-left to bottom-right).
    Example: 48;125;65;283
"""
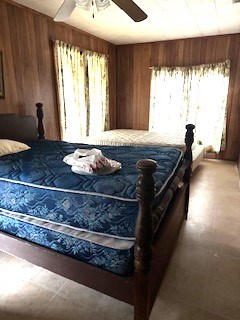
63;148;121;175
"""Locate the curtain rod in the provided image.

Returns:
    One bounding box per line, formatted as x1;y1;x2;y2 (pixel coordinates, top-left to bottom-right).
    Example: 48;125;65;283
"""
149;59;230;69
50;39;109;57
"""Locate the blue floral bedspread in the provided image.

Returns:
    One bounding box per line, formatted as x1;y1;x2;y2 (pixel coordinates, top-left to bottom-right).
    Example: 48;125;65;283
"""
0;140;183;239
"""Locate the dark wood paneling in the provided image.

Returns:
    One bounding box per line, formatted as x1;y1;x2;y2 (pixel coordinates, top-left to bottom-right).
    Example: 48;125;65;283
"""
116;35;240;161
1;0;239;160
238;151;240;174
0;0;117;139
116;45;134;128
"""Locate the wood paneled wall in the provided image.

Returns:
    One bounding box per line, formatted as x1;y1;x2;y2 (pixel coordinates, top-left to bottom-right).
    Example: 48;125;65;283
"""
0;0;239;160
117;35;240;161
0;0;116;140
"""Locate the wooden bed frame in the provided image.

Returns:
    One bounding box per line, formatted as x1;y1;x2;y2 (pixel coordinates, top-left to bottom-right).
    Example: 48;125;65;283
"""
0;103;195;320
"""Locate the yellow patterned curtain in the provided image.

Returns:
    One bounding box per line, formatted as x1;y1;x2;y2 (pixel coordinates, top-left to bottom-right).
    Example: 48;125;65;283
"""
149;60;230;152
86;51;110;136
53;40;109;142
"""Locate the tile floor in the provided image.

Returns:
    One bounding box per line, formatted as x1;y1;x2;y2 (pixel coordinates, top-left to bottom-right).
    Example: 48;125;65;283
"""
0;159;239;320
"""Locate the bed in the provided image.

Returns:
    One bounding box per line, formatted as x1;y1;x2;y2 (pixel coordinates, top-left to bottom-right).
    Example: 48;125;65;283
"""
0;103;195;320
84;129;204;172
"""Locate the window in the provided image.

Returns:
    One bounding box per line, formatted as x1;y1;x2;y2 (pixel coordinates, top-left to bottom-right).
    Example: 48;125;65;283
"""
53;40;109;142
149;60;230;152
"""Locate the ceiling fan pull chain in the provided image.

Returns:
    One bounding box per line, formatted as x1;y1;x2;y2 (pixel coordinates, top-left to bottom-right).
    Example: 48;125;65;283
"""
92;0;95;18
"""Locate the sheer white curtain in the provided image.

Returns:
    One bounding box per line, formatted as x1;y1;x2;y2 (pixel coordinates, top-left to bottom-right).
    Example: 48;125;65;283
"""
149;60;230;152
53;40;109;142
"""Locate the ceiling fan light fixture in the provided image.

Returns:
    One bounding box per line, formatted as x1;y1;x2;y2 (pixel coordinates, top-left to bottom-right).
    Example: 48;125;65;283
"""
76;0;91;11
76;0;110;11
95;0;110;11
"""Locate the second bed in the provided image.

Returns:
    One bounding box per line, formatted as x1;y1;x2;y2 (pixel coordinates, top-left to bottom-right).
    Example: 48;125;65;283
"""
84;129;205;172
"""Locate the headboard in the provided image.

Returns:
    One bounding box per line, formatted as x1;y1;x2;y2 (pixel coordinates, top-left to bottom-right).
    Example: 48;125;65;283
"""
0;103;45;141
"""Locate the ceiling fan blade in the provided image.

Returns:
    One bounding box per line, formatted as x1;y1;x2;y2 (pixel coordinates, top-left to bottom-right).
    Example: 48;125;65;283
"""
112;0;147;22
54;0;76;22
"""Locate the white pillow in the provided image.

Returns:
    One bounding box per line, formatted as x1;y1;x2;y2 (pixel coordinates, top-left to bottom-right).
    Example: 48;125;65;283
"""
0;139;30;156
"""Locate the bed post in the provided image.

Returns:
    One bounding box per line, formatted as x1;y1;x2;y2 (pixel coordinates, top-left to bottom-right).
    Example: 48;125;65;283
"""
36;103;45;140
184;124;195;218
134;159;157;320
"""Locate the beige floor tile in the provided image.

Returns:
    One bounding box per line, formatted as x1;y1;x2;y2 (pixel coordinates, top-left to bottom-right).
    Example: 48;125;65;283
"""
0;255;27;297
30;268;67;293
57;279;132;311
177;220;213;250
213;218;240;237
49;281;133;320
0;255;43;298
216;203;240;224
41;296;92;320
17;260;43;282
202;311;234;320
0;250;7;260
215;191;240;207
0;253;24;269
159;263;207;309
0;310;42;320
150;294;204;320
212;239;240;256
0;159;239;320
212;219;240;255
170;241;212;274
57;279;102;307
189;194;217;214
211;238;240;259
204;276;240;320
87;293;133;320
206;254;240;283
0;282;55;317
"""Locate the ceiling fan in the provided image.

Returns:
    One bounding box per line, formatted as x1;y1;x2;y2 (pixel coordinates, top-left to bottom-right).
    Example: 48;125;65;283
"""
54;0;148;22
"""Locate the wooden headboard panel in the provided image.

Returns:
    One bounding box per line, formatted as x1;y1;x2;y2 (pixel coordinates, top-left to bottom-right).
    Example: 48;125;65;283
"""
0;103;45;141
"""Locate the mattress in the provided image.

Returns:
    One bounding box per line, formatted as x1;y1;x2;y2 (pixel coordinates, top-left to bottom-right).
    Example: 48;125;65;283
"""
83;129;205;171
192;144;205;171
0;211;134;276
0;140;183;275
83;129;186;149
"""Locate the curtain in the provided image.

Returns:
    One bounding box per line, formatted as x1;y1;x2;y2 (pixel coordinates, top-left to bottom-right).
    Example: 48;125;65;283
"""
149;60;230;152
53;40;109;142
87;51;109;136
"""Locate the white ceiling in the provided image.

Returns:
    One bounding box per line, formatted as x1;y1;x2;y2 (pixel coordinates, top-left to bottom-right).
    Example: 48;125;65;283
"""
12;0;240;45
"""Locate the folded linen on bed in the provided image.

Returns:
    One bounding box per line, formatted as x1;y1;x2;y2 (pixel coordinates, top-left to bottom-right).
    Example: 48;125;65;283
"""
63;148;121;175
